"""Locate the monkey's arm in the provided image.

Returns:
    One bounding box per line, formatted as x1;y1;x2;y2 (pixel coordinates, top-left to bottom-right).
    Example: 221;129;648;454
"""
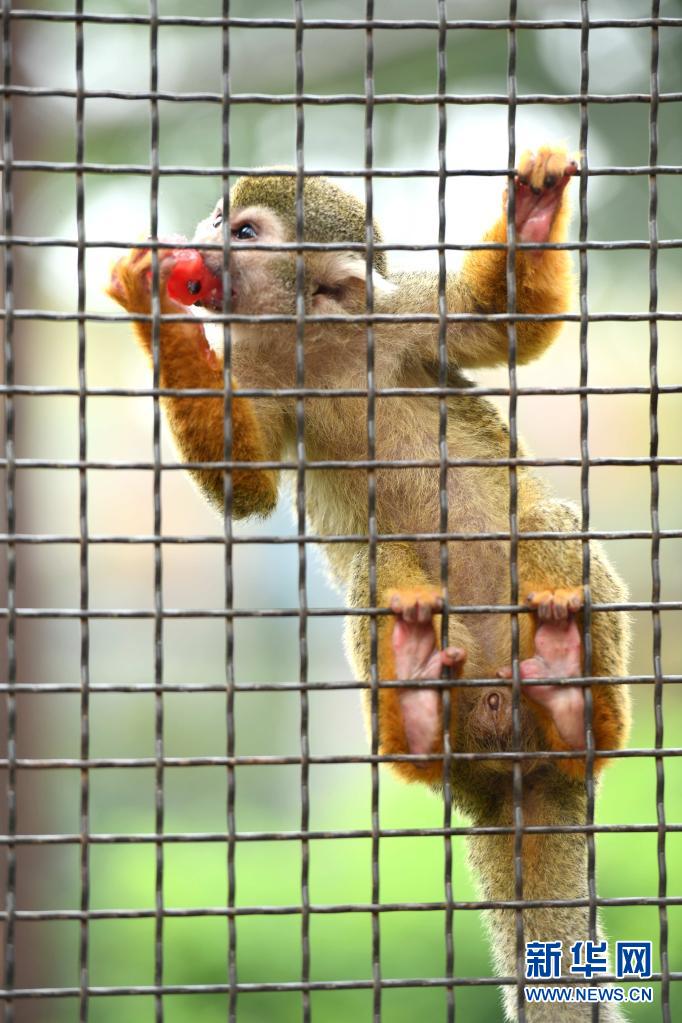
391;146;576;370
107;247;280;518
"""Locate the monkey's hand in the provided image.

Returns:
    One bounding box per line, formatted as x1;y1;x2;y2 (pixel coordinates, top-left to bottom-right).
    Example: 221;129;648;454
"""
389;590;466;757
452;143;577;368
108;239;183;312
107;244;220;369
512;147;579;245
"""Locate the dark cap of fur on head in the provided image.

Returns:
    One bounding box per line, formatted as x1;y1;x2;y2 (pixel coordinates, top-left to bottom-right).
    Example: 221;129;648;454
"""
229;172;387;276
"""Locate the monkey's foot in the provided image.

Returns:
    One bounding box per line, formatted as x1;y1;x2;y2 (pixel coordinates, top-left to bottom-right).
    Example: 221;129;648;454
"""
389;590;466;755
514;146;579;244
497;587;585;749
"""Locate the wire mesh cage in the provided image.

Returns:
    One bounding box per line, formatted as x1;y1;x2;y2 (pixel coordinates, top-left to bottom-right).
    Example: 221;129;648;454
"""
1;2;681;1022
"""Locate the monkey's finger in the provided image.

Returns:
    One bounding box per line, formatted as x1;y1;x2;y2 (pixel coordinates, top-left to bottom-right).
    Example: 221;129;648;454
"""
516;149;536;185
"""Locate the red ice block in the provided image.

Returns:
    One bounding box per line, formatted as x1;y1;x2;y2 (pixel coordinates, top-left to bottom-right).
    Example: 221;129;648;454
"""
165;248;223;307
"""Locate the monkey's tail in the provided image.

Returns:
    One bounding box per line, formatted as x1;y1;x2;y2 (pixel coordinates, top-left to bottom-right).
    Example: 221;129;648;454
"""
466;776;628;1022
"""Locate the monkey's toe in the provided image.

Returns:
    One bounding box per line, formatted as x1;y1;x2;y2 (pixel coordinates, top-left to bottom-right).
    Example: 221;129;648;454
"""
388;587;443;625
440;646;467;674
526;586;584;623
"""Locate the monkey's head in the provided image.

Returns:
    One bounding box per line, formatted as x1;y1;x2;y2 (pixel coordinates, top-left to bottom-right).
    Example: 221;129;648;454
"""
192;172;391;318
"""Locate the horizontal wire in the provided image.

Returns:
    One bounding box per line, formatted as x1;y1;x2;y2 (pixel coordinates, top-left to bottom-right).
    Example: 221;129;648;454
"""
8;12;682;29
0;601;678;619
6;235;682;251
0;746;679;770
8;310;682;325
3;895;682;923
0;820;680;844
3;456;680;470
3;162;682;178
0;974;678;999
2;674;679;694
4;85;682;105
6;385;682;399
2;675;680;696
2;529;680;545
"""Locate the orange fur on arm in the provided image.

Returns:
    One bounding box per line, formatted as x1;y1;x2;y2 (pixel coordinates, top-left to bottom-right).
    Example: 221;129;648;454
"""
375;584;451;788
455;198;573;369
107;248;279;518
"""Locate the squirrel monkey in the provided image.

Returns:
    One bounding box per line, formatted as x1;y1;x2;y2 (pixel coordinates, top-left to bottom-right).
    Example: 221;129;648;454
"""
108;146;631;1021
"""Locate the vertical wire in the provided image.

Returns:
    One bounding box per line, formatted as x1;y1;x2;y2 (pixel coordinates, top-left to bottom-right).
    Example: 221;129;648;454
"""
1;2;15;1020
75;2;90;1020
436;3;454;1019
221;3;237;1021
148;2;164;1021
363;4;381;1022
648;3;669;1020
577;12;598;1021
293;4;311;1020
505;4;525;1020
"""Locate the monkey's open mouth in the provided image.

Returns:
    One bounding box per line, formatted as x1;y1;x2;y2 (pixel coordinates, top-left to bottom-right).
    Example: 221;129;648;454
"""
192;288;230;313
191;266;238;314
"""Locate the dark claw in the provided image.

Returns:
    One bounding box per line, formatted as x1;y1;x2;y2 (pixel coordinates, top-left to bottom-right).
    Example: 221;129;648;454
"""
543;173;557;189
538;603;551;622
517;174;530;186
530;185;541;196
554;602;568;622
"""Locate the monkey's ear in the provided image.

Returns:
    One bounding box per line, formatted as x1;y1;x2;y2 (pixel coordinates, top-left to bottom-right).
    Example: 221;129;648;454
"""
311;253;395;310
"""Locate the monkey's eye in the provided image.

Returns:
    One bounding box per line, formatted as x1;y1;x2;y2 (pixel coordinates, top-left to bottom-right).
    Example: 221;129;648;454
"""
212;211;223;229
234;223;257;240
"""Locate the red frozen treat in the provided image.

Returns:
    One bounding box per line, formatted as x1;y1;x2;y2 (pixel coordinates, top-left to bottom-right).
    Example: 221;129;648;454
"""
166;248;223;307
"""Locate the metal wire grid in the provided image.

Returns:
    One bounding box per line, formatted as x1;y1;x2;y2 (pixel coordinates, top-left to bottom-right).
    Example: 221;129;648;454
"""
0;4;680;1023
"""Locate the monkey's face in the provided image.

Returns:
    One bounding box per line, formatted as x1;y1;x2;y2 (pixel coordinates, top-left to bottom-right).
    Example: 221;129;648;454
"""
192;199;297;317
192;197;389;321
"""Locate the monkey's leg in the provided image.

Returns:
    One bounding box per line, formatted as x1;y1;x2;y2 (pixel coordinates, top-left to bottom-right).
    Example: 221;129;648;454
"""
345;546;474;786
389;591;466;758
107;246;278;517
499;584;629;779
453;145;577;368
498;588;587;751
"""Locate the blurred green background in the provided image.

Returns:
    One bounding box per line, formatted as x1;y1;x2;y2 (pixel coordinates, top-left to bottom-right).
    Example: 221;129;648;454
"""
5;0;681;1020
